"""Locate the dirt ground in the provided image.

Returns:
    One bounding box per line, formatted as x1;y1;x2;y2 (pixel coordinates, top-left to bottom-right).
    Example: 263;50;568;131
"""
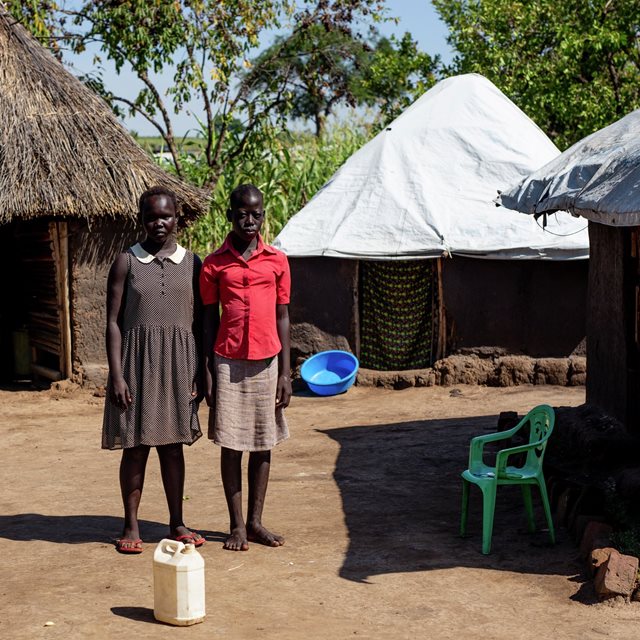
2;383;640;640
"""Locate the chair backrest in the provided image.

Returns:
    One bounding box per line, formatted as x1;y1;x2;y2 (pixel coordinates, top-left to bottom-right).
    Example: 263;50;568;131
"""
522;404;555;469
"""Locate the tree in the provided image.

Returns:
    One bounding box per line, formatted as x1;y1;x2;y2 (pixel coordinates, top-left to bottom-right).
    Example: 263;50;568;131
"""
433;0;640;149
6;0;386;186
356;33;439;126
248;28;440;135
246;24;372;137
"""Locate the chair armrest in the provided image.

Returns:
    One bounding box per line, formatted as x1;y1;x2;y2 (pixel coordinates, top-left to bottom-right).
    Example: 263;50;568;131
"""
495;440;545;474
469;431;510;468
470;429;520;446
467;416;533;468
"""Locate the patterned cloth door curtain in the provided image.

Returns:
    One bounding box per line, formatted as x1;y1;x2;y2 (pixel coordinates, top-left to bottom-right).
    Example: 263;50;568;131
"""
360;260;440;370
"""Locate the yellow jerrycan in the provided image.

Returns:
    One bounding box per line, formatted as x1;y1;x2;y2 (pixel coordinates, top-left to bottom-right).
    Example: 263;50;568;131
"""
153;538;205;626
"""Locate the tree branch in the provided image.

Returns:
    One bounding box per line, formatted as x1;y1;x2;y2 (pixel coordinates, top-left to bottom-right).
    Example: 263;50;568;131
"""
110;95;167;138
136;68;183;178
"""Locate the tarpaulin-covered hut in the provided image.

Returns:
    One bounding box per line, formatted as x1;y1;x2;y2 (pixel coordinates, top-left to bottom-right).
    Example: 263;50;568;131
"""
0;8;208;383
274;74;589;370
500;107;640;430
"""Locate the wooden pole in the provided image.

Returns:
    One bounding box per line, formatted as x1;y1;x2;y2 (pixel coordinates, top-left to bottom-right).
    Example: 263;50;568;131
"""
50;221;72;378
435;257;446;361
353;259;360;360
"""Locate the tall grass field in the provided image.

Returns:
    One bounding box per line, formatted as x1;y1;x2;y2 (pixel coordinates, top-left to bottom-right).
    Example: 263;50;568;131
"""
144;125;370;257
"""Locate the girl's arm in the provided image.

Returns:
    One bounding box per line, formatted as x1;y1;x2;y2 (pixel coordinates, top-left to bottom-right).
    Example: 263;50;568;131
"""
105;253;130;409
202;303;220;408
191;254;204;401
276;303;292;409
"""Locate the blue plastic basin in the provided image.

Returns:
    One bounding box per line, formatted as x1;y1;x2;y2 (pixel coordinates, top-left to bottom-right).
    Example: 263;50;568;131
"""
300;350;359;396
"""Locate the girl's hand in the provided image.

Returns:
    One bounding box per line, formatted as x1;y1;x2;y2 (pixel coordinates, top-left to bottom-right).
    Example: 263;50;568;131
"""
191;378;204;404
110;376;132;410
276;375;292;409
204;368;216;409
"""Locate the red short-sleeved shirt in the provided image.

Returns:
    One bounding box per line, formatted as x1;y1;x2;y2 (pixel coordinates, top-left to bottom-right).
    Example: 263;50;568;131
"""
200;233;291;360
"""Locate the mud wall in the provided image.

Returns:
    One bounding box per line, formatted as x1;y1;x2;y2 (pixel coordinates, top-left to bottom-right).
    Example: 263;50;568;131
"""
288;257;359;362
586;223;629;425
288;256;588;365
69;218;139;384
442;256;588;357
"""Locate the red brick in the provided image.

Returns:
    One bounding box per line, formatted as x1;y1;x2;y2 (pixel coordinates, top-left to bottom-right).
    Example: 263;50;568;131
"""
588;547;615;578
594;551;639;599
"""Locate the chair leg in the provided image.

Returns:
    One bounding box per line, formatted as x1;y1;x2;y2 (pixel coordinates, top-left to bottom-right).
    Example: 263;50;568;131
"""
521;484;535;533
480;483;497;555
538;478;555;545
460;479;470;537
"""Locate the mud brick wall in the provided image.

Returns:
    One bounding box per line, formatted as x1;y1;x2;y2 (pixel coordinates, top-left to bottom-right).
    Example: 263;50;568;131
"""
69;218;139;383
288;257;359;361
288;256;588;366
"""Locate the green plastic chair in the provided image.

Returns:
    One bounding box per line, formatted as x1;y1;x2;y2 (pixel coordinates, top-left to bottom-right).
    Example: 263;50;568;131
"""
460;404;556;554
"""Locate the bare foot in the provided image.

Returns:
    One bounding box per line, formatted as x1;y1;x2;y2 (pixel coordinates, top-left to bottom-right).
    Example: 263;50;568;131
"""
118;527;141;543
224;526;249;551
170;525;192;539
247;523;284;547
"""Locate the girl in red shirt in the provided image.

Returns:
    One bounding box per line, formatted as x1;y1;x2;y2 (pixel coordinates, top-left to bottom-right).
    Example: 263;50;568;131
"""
200;184;291;551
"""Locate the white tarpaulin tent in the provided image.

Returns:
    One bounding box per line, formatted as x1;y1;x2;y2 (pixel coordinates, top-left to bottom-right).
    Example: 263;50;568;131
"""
499;107;640;226
274;73;588;260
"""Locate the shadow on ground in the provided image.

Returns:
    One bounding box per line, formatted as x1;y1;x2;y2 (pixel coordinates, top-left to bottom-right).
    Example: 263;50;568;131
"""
110;607;159;624
0;514;227;545
321;414;582;584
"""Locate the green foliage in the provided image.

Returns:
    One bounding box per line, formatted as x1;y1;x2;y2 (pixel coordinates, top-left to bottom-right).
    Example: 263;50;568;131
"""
62;0;296;181
4;0;55;34
12;0;384;187
433;0;640;149
246;23;373;137
603;478;640;558
4;0;60;53
177;124;369;256
611;529;640;559
247;26;439;135
356;33;439;126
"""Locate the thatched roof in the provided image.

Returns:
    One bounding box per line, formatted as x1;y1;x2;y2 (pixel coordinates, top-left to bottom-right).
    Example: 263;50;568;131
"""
0;7;209;223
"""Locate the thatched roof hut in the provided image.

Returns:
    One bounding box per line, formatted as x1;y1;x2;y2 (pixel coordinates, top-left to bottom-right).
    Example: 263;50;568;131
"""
0;7;207;222
0;7;209;384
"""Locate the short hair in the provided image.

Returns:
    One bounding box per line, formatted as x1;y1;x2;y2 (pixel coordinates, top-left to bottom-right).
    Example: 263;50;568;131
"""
139;185;178;216
229;184;263;209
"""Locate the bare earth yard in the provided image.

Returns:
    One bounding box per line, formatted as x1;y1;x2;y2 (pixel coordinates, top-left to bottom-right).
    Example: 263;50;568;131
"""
1;384;639;639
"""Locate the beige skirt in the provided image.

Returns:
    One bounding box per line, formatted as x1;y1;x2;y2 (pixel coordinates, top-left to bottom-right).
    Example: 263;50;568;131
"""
209;354;289;451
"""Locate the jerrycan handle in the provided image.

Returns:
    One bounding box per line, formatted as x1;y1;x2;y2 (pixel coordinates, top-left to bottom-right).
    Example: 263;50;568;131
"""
159;538;185;556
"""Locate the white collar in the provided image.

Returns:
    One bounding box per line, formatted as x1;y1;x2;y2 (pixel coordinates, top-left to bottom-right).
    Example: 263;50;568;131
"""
131;243;187;264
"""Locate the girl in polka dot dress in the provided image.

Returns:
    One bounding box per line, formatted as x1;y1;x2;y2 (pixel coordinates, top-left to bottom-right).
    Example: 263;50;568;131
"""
102;186;204;554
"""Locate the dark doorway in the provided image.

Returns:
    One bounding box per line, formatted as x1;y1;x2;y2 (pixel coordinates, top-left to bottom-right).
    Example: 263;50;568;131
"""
0;220;69;382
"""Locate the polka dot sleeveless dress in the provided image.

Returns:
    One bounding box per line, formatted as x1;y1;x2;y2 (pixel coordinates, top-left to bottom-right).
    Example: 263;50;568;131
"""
102;245;202;449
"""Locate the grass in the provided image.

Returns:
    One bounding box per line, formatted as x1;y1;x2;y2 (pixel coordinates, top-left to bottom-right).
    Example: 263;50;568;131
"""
134;135;205;156
170;125;371;257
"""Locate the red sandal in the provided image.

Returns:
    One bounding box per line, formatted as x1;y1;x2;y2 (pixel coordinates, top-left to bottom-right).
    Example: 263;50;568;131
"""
170;532;205;547
115;538;143;554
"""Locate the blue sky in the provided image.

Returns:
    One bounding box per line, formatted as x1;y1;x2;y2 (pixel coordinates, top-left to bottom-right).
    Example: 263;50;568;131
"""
380;0;452;60
69;1;453;136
